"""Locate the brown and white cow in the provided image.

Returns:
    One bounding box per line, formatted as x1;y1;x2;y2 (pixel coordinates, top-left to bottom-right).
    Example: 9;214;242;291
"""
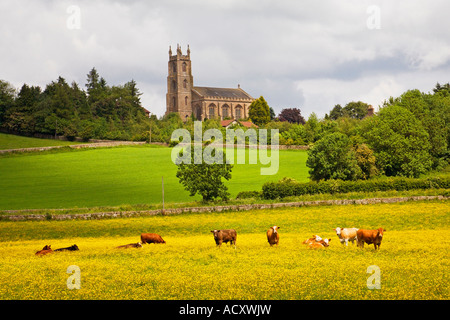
334;227;358;246
267;226;280;246
211;229;237;247
302;235;322;245
308;238;331;249
140;233;166;244
357;228;385;250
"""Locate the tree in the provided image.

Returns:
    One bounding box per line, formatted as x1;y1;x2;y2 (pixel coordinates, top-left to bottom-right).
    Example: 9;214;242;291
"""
306;132;361;181
328;104;343;120
175;147;233;202
0;80;15;126
278;108;306;124
248;96;270;126
361;105;432;177
342;101;370;120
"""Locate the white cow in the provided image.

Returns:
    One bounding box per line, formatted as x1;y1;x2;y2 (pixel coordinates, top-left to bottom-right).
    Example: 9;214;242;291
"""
334;227;358;246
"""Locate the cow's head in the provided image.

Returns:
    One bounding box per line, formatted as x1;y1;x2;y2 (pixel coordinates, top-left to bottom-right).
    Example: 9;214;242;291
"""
334;227;342;235
323;238;331;247
72;244;79;250
43;245;51;250
314;235;322;241
210;230;220;239
377;228;385;238
137;242;143;248
271;226;280;234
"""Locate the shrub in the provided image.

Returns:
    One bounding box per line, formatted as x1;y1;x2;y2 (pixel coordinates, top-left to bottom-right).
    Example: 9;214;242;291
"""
261;176;450;199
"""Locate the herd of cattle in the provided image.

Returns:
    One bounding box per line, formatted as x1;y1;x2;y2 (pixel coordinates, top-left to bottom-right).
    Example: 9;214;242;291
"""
35;227;386;256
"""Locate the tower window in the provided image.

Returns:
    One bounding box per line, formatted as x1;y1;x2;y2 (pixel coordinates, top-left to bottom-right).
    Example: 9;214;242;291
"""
183;79;187;89
182;62;187;72
185;96;188;105
172;80;177;90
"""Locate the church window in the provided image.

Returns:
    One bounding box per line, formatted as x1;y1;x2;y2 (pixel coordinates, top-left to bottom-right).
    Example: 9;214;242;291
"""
222;105;229;119
183;79;187;89
172;97;176;108
235;106;242;119
209;104;215;118
172;63;176;73
182;62;187;72
185;96;188;105
172;80;177;90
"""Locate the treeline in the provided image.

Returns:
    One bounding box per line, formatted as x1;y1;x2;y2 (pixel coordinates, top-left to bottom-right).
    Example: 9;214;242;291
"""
0;68;150;141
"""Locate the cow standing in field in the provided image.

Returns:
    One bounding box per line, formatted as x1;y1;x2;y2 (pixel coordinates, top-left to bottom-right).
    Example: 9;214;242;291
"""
211;229;237;248
35;245;53;256
54;244;79;252
267;226;280;246
334;227;358;246
141;233;166;244
357;228;385;250
115;242;142;249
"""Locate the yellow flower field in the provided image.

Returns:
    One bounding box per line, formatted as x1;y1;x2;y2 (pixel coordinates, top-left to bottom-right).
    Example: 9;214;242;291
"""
0;200;448;300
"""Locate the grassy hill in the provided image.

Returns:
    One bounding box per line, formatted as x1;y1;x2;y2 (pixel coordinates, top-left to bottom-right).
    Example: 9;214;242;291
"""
0;133;81;150
0;144;309;210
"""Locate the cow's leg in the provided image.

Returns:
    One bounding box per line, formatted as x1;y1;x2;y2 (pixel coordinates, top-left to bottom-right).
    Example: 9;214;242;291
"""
345;239;349;246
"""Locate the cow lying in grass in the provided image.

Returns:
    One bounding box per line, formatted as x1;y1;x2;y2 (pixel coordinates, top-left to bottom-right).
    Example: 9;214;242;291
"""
54;244;79;252
141;233;166;244
35;245;53;256
302;235;331;248
115;242;142;249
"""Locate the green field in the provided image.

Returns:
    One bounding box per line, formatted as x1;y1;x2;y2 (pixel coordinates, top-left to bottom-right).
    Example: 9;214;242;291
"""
0;133;81;150
0;144;308;210
0;201;448;300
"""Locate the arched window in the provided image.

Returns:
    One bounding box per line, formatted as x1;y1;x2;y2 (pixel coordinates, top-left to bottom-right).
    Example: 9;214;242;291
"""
209;104;216;119
172;97;176;108
182;62;187;72
235;105;242;119
172;80;177;90
172;63;176;73
183;79;187;89
222;104;229;119
185;96;188;105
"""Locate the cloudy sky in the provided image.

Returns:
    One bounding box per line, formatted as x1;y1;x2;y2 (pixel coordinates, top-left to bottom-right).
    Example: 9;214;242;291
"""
1;0;449;118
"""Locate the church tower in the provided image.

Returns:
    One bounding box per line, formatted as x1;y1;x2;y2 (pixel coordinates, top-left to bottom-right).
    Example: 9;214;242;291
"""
166;44;194;120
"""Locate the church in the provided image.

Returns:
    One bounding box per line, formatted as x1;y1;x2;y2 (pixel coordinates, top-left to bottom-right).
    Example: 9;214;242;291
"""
165;45;255;121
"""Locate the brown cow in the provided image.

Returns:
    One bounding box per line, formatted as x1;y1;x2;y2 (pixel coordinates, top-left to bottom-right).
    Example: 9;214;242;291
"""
35;245;53;256
357;228;385;250
115;242;142;249
140;233;166;244
211;229;237;247
267;226;280;246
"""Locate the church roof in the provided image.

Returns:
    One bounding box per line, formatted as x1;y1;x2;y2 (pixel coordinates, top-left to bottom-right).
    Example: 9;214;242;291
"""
192;86;253;100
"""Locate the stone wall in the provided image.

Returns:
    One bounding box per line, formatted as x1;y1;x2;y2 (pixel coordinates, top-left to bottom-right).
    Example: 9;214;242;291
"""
1;195;446;221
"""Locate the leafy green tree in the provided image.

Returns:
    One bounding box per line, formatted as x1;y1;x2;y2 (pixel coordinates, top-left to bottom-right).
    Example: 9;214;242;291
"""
175;147;233;202
248;96;270;126
0;80;15;126
328;104;343;120
343;101;370;119
306;132;361;181
361;105;432;177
